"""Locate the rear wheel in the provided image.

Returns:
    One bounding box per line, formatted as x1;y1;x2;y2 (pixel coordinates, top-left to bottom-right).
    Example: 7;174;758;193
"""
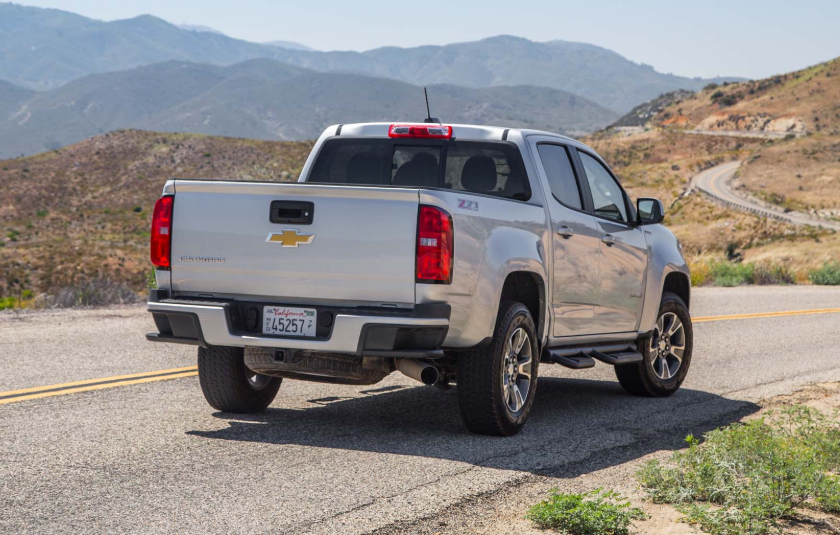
197;346;282;413
456;301;539;436
615;292;692;397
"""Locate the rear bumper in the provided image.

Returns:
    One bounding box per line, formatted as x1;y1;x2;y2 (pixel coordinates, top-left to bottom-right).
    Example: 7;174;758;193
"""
146;298;450;357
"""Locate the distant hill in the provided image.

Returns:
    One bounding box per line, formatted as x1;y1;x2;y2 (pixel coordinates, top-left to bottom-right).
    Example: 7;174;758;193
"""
0;59;619;158
264;40;315;51
0;3;289;90
270;36;741;113
176;24;226;35
0;4;739;111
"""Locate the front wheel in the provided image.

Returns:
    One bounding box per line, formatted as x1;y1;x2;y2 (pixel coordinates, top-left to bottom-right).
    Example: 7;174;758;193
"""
197;346;282;413
615;292;693;397
456;301;540;436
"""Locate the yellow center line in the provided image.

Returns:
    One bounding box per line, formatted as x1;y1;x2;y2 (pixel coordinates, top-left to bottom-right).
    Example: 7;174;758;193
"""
0;371;198;405
693;308;840;323
1;307;838;406
0;365;198;397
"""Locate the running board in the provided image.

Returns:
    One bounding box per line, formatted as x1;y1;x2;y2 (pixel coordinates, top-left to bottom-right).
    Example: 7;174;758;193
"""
544;343;642;370
589;350;643;365
549;353;596;369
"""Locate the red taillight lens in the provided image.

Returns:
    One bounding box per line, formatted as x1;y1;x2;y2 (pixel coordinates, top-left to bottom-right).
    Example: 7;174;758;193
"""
416;205;453;283
389;124;452;139
150;196;174;268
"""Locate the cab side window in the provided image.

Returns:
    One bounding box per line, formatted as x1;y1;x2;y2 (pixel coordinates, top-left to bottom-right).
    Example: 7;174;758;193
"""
536;144;583;210
578;151;628;223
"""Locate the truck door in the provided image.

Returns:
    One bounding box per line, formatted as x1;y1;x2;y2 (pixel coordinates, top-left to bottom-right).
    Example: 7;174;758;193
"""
531;140;600;337
574;149;648;334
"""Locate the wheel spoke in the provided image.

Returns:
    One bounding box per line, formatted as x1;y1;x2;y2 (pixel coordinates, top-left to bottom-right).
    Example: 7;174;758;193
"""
668;353;682;366
512;384;524;412
667;316;682;337
661;357;672;379
513;329;526;353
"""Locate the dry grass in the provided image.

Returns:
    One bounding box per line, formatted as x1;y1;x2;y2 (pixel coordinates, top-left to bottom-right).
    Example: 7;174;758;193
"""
0;130;312;297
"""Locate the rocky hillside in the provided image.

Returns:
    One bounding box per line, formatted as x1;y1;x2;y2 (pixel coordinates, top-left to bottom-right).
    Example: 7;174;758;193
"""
652;57;840;215
586;56;840;271
0;58;618;158
0;131;312;297
610;90;694;127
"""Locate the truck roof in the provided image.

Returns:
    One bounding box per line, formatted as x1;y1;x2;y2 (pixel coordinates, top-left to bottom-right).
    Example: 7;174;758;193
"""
329;122;592;151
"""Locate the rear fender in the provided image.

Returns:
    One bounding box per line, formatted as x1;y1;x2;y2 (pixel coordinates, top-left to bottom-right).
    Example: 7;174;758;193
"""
417;190;550;348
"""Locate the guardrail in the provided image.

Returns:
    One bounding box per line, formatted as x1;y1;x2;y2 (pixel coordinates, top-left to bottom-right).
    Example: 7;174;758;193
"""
695;187;790;223
696;186;838;230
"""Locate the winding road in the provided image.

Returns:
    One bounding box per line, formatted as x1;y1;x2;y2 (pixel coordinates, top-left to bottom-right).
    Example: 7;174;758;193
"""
693;161;840;230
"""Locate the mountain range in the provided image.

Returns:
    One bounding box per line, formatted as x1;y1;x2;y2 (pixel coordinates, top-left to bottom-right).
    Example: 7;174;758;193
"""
0;59;619;158
0;3;738;113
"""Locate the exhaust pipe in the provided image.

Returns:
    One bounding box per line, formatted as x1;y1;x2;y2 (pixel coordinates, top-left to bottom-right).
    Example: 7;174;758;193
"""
395;359;440;385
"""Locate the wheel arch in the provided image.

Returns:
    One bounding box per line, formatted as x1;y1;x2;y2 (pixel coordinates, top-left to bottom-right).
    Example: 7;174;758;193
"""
499;270;547;344
663;271;690;309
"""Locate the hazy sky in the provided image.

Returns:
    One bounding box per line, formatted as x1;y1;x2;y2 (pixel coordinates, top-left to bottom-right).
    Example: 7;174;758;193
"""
14;0;840;79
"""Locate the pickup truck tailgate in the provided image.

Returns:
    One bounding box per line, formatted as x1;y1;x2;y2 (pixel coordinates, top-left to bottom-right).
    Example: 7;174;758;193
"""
169;180;419;305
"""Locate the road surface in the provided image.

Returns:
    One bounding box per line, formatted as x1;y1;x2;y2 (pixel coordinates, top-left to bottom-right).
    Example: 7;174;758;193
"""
3;286;840;534
693;161;840;230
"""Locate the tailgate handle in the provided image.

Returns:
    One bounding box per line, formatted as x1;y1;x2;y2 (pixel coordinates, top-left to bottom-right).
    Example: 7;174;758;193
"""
270;201;314;225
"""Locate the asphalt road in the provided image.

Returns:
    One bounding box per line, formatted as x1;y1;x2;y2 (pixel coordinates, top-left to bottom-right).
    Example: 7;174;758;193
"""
693;160;840;230
2;286;840;534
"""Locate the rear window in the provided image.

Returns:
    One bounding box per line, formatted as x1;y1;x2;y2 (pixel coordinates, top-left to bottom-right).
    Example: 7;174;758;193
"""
308;138;530;201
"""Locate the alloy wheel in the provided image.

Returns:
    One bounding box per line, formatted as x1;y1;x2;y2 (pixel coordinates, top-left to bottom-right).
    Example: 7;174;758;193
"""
649;311;686;380
502;327;533;413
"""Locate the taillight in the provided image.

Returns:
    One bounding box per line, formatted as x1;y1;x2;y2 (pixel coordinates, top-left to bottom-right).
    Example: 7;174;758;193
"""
389;124;452;139
416;205;453;283
150;196;174;268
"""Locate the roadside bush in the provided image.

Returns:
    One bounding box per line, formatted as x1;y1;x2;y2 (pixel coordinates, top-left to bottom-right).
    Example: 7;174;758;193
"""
753;264;795;285
808;261;840;285
638;406;840;535
709;261;755;286
526;488;646;535
38;280;140;308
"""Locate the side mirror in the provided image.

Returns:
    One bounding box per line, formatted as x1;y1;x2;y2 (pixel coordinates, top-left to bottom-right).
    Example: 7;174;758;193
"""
637;198;665;225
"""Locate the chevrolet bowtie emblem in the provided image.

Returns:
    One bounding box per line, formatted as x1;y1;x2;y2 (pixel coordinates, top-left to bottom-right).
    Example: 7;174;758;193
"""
266;229;315;248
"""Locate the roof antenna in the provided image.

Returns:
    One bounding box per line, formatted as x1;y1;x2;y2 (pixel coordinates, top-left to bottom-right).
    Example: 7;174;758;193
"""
423;87;440;123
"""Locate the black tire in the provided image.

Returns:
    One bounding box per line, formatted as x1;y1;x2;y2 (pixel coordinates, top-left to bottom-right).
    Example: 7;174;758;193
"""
197;346;282;413
615;292;693;397
456;301;540;436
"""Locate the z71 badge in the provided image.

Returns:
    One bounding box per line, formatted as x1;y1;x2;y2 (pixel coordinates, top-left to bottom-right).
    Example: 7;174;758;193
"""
457;199;479;211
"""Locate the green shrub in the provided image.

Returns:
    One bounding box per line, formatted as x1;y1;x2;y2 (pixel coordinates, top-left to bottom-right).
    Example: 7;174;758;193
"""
709;261;755;286
638;406;840;535
526;488;646;535
808;261;840;285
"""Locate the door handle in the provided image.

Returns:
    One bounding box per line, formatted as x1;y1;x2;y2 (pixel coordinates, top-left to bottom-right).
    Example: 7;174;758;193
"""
601;234;617;246
557;226;574;239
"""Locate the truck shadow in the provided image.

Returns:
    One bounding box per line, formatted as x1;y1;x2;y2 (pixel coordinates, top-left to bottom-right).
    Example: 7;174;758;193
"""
187;377;758;476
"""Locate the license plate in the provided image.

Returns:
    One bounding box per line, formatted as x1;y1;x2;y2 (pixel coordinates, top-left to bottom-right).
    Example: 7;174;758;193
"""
262;307;317;337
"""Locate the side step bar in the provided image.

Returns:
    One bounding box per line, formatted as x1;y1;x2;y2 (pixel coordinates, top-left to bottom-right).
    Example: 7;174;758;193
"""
544;343;643;370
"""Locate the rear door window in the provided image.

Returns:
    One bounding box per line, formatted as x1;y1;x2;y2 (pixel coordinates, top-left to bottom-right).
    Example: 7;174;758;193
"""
536;144;583;210
308;139;530;200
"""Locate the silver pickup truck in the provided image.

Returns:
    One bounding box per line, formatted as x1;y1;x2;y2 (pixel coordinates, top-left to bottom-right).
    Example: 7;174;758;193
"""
147;122;692;436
